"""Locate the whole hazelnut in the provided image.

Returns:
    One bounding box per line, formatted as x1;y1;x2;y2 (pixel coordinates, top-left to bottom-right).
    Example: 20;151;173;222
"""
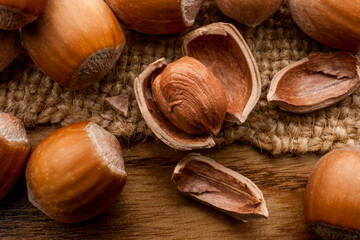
304;147;360;239
0;0;48;30
26;122;127;223
216;0;283;27
21;0;126;90
105;0;204;35
0;112;31;200
289;0;360;51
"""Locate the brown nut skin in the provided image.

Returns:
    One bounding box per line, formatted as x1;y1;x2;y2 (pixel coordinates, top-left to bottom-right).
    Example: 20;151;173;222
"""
216;0;283;27
0;112;31;200
152;56;227;135
0;0;48;30
289;0;360;51
105;0;203;35
21;0;126;90
0;30;20;72
304;147;360;239
26;122;127;223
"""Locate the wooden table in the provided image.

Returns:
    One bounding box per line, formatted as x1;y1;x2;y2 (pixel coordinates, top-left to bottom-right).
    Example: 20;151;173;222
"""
0;125;321;239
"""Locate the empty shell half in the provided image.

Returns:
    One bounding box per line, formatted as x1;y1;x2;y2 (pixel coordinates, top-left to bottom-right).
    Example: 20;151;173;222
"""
267;52;360;113
183;22;261;124
172;153;269;221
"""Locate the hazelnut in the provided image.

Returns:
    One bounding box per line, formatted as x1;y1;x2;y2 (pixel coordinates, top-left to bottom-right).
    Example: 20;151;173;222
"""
105;0;204;35
216;0;283;27
0;30;20;72
134;23;261;150
0;0;48;30
267;52;360;113
21;0;126;90
0;112;31;200
289;0;360;51
26;122;127;223
304;147;360;239
152;56;227;135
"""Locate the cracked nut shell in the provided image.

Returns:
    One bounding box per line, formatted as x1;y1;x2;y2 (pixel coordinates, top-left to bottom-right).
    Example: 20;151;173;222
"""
172;153;268;221
0;0;48;30
183;22;261;124
267;52;360;113
0;112;31;200
105;0;204;35
21;0;126;90
134;22;261;150
26;122;127;223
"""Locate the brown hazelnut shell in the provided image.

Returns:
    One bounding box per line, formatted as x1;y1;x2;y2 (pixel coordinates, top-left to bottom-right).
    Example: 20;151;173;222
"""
21;0;126;90
0;0;48;30
0;112;31;200
304;147;360;239
0;30;20;72
26;122;127;223
183;22;261;124
267;52;360;113
135;23;261;150
289;0;360;51
216;0;283;27
105;0;203;35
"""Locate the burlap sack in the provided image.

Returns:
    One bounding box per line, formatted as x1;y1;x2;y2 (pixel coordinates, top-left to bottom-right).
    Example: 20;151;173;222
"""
1;1;359;155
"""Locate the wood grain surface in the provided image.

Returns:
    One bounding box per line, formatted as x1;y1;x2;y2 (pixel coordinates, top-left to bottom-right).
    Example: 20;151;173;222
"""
0;125;322;239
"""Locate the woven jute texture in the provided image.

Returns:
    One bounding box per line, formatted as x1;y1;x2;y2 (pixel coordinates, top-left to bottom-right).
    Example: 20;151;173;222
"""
1;1;360;155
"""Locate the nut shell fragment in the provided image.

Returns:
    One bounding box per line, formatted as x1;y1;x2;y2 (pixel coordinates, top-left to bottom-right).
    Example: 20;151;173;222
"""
105;94;129;117
267;52;360;113
172;153;268;221
183;22;261;124
134;58;216;151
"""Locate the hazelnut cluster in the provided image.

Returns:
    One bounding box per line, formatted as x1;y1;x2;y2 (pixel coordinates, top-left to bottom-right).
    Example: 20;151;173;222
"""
1;1;360;238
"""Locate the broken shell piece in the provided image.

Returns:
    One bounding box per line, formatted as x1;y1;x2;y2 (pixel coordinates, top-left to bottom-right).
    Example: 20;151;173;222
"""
183;22;261;124
267;52;360;113
134;58;216;151
172;153;268;221
105;94;129;117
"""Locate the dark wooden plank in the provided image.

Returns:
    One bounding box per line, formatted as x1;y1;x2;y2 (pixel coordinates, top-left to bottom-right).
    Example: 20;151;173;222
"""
0;125;321;239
